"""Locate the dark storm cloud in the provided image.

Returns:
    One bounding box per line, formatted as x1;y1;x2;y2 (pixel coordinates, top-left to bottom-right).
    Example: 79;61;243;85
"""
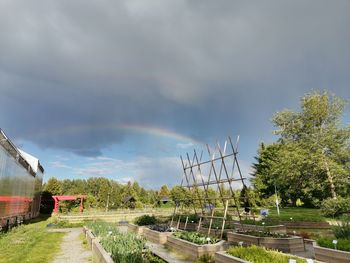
1;0;350;155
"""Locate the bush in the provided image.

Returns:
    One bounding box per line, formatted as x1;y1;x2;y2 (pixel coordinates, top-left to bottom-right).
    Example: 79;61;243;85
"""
227;245;307;263
173;213;200;223
320;197;350;217
134;215;157;226
317;237;350;252
333;216;350;239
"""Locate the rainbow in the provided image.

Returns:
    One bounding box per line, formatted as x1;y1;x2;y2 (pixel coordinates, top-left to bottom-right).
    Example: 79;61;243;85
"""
33;123;202;145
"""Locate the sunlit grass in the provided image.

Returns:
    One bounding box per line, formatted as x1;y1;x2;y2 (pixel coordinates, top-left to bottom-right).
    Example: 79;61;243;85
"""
267;207;326;222
0;218;64;263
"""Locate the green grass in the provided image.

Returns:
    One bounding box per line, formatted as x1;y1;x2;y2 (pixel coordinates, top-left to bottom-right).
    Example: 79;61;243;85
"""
267;207;326;222
0;218;64;263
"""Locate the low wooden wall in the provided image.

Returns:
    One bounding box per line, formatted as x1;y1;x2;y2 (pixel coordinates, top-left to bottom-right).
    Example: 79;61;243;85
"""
215;251;250;263
142;227;173;244
283;221;330;229
86;230;95;249
174;222;198;231
314;245;350;263
127;223;145;235
84;228;114;263
227;232;304;253
166;235;226;260
92;239;114;263
233;223;287;234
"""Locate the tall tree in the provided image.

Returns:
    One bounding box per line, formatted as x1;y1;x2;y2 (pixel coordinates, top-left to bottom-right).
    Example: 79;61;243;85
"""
44;177;63;195
253;91;350;206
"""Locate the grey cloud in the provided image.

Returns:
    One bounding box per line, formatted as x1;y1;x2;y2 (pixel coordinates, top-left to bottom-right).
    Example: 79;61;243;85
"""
1;0;350;156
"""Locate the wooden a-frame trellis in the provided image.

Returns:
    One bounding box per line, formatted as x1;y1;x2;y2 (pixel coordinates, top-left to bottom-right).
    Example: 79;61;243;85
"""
170;136;255;239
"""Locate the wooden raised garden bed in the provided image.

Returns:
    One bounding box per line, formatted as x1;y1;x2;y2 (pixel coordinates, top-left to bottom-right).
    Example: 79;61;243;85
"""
166;235;226;260
227;232;304;253
142;227;173;245
127;223;145;235
233;223;287;234
314;245;350;263
215;251;250;263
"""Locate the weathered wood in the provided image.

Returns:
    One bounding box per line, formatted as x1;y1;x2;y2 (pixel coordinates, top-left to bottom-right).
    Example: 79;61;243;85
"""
142;227;173;244
92;239;114;263
314;245;350;263
166;235;226;260
227;232;304;253
215;251;250;263
127;223;145;235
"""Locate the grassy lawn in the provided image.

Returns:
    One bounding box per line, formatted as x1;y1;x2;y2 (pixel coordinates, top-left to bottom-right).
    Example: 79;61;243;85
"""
0;217;64;263
266;207;326;222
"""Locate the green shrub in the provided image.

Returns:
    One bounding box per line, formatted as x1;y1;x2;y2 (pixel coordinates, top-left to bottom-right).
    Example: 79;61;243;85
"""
173;231;219;245
332;216;350;239
317;237;350;252
227;245;307;263
173;214;200;223
320;197;350;217
134;215;157;226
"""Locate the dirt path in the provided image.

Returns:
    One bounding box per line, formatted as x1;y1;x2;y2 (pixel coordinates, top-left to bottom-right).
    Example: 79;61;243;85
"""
50;228;92;263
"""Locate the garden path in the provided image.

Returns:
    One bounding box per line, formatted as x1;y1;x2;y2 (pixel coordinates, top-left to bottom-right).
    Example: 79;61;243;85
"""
50;228;92;263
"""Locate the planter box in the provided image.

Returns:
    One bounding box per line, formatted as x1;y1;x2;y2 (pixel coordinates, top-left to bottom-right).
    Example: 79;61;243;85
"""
215;250;321;263
283;221;330;229
92;239;114;263
143;227;173;244
227;232;304;253
233;223;287;234
314;245;350;263
86;230;96;249
127;223;145;235
175;222;198;231
215;251;250;263
166;235;226;260
199;227;231;238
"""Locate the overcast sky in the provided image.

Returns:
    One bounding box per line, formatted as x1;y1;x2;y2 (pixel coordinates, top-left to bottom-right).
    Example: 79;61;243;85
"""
1;1;349;188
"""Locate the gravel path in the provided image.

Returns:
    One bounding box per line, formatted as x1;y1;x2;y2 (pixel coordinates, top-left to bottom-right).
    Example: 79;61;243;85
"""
51;228;92;263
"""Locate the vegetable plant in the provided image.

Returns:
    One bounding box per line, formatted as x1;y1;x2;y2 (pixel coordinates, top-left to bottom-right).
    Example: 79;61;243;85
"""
173;231;219;245
227;245;307;263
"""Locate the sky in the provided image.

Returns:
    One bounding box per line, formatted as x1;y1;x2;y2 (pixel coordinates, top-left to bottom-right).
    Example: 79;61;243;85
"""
1;1;350;189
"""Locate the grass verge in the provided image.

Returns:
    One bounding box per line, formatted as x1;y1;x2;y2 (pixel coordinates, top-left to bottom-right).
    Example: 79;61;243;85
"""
0;218;64;263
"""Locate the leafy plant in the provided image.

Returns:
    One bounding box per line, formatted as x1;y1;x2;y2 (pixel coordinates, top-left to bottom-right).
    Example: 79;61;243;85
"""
227;245;307;263
148;224;176;232
173;214;200;223
317;237;350;252
87;221;164;262
332;216;350;239
173;231;219;245
320;197;350;217
101;233;146;263
134;215;158;226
